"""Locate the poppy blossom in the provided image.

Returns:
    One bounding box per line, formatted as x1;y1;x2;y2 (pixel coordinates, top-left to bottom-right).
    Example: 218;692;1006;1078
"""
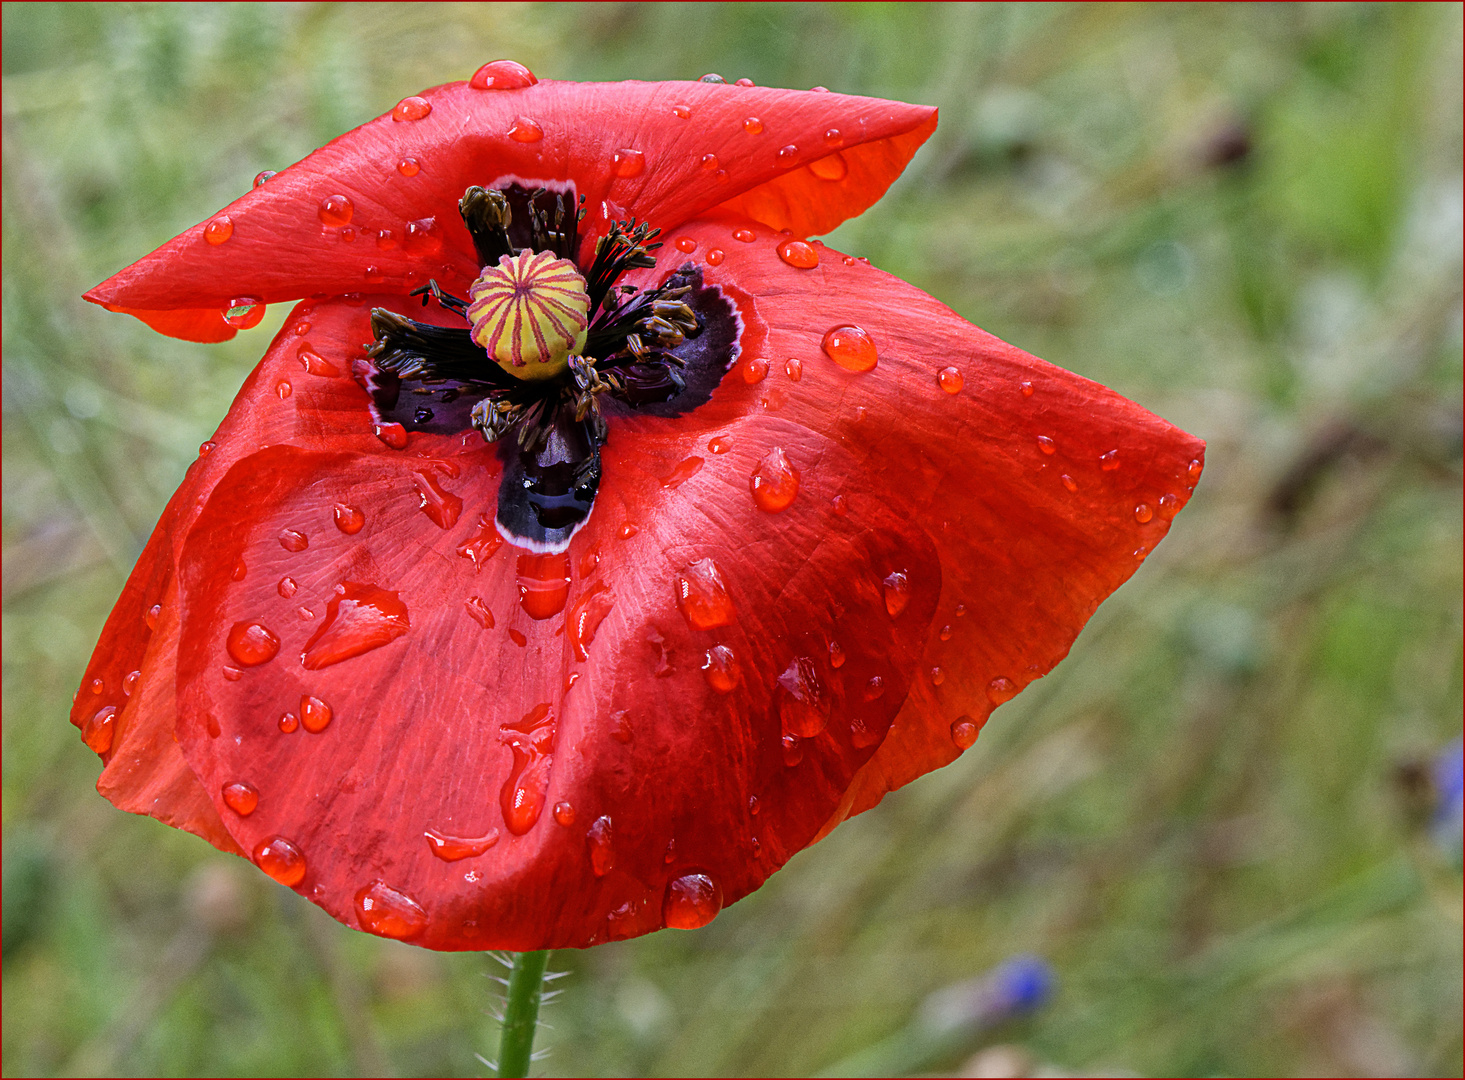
72;65;1204;951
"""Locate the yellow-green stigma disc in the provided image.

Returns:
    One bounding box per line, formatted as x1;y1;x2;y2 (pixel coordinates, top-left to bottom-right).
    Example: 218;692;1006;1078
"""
467;249;590;381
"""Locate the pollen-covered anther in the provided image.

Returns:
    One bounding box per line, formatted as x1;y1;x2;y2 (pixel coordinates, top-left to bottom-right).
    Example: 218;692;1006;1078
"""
467;250;591;381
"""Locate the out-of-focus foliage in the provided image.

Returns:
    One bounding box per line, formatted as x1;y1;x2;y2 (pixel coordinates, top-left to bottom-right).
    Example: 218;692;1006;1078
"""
3;4;1460;1077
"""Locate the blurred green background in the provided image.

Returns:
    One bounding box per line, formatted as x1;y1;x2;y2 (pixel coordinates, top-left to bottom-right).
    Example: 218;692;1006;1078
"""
3;3;1461;1077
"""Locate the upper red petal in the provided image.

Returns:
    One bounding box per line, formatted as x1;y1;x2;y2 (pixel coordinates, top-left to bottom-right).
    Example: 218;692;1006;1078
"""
84;78;935;338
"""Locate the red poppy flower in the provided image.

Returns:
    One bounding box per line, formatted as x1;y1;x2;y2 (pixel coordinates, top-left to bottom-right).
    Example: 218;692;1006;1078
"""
72;65;1204;950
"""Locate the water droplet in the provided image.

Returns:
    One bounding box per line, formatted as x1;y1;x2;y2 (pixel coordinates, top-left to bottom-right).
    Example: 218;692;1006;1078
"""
278;712;299;733
705;248;725;266
374;422;409;449
930;666;946;686
702;645;741;693
662;456;704;489
517;552;572;620
276;380;293;399
673;104;692;119
951;717;979;750
939;624;953;641
425;827;499;860
204;216;233;245
413;470;463;530
782;733;804;766
470;59;537;90
499;703;556;834
700;73;725;83
1187;458;1203;484
254;835;306;887
317;194;353;227
664;838;676;863
452;514;501;571
863;675;885;701
664;873;722;929
333;504;365;534
883;571;910;618
507;116;544;143
226;621;279;667
299;695;333;733
700;152;719;171
222;666;242;681
776;144;798;163
1061;474;1078;492
1099;449;1120;470
405;216;441;252
302;583;410;669
744;357;769;383
612;148;645;178
1037;436;1056;455
777;656;829;737
821;325;877;372
392;95;431;122
225;295;265;329
194;440;216;460
735;77;755;87
205;713;221;738
1135;503;1154;524
824;127;843;145
222;781;259;816
611;712;633;744
675;237;696;253
254;170;277;187
617;523;639;540
508;628;527;647
587;815;615;876
783;356;804;382
808;151;847;181
376;228;398;250
82;705;116;754
707;435;732;455
296;345;340;377
828;640;846;668
355;880;427;939
145;604;161;629
676;558;735;630
123;670;140;696
1020;380;1035;397
938;366;963;394
279;529;308;552
955;603;967;617
1158;493;1178;518
778;239;819;268
298;606;315;621
831;494;849;516
986;677;1017;705
271;579;296;602
750;447;800;513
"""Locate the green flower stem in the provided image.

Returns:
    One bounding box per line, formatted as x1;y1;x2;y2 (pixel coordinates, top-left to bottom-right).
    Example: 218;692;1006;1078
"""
496;950;551;1078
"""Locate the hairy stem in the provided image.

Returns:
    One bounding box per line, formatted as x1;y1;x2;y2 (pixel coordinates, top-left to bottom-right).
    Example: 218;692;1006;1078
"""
496;950;550;1078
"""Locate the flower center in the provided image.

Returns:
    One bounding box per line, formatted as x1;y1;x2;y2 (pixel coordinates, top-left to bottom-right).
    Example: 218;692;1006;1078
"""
466;250;589;380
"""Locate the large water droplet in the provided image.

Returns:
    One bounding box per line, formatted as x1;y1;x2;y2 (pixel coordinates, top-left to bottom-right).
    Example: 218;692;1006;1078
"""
664;873;722;929
392;95;431;122
373;422;409;450
675;236;696;253
1135;503;1154;524
279;529;308;552
222;781;259;816
226;621;280;667
662;456;704;489
883;571;910;618
750;448;800;513
333;504;365;534
744;357;769;383
456;514;504;570
470;59;537;90
676;558;735;630
397;156;420;176
318;194;353;227
204;216;233;245
776;144;798;163
743;116;763;134
301;583;409;669
278;578;297;600
567;584;615;662
507;116;544;143
588;815;615;877
499;703;556;834
412;470;462;530
254;170;276;187
425;826;499;860
517;552;572;620
986;677;1017;705
777;656;829;737
702;645;741;693
808;151;847;181
700;153;719;171
612;148;645;178
705;248;725;266
951;717;979;750
276;380;293;399
821;325;877;372
465;596;495;629
299;694;333;733
732;227;756;244
254;835;306;887
224;297;265;329
707;435;732;454
123;670;140;696
778;239;819;268
82;705;116;754
355;880;428;939
938;366;963;394
553;801;576;826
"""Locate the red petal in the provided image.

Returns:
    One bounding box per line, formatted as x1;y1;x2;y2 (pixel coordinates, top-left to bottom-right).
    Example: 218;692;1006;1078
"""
106;304;237;343
84;79;934;336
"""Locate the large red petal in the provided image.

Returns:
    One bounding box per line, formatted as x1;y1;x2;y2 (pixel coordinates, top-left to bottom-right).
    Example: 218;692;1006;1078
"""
84;78;934;336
